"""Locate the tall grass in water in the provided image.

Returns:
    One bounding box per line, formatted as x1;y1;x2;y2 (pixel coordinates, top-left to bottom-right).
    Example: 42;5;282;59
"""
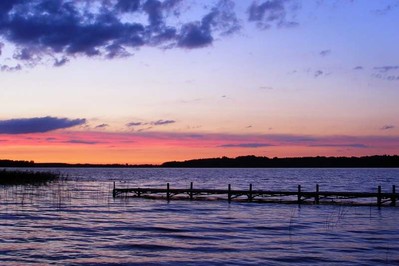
0;169;64;185
0;169;72;210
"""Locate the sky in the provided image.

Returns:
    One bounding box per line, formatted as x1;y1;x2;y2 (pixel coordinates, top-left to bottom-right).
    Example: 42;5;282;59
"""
0;0;399;164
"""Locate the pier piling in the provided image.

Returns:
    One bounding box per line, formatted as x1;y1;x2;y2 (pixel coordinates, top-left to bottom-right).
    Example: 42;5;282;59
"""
377;185;382;208
392;185;396;206
167;183;170;201
190;182;194;200
249;184;253;202
228;184;231;203
297;185;301;204
315;184;320;204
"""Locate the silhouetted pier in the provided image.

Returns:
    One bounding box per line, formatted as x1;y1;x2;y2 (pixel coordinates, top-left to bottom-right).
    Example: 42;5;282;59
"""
112;183;398;207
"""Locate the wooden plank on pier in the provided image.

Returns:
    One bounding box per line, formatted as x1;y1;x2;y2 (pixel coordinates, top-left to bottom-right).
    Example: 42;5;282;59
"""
112;183;399;207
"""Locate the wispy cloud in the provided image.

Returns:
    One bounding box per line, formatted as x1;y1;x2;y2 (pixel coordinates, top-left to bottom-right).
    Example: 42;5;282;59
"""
0;64;22;72
319;49;331;56
127;122;144;127
353;66;364;70
66;140;103;145
127;119;176;128
374;66;399;72
308;144;368;148
95;123;109;129
314;70;324;78
248;0;299;29
374;3;399;15
381;125;395;130
151;120;176;126
219;143;274;148
0;117;86;134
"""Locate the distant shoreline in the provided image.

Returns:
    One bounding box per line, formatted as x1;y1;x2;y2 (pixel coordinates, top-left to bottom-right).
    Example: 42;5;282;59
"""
1;155;399;168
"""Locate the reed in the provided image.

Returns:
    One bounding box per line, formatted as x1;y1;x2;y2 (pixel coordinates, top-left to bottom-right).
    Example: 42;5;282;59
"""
0;169;64;186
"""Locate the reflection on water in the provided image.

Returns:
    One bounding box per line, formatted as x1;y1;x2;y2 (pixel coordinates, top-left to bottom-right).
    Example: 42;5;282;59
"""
0;168;399;265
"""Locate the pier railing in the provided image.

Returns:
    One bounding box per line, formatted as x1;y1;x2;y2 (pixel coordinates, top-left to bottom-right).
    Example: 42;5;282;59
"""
112;182;398;207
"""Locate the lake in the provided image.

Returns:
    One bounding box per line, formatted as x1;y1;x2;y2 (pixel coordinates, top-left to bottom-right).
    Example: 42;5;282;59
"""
1;168;398;265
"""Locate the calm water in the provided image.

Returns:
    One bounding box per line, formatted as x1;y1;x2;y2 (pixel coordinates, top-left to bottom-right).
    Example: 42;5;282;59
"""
1;168;398;265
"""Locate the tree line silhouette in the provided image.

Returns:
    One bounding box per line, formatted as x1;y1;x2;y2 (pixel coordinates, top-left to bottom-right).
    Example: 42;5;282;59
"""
161;155;399;168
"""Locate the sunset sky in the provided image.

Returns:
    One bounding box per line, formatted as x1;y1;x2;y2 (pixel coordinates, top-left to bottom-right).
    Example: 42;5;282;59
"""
0;0;399;164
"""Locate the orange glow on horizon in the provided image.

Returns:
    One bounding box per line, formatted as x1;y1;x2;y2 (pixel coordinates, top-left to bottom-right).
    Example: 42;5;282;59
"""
1;130;398;164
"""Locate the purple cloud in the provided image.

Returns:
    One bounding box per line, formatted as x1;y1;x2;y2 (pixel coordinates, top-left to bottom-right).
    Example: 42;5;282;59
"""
0;64;22;72
248;0;298;29
0;0;240;67
314;70;324;78
0;116;86;134
66;140;102;145
381;125;395;130
95;123;109;129
319;49;331;56
308;144;368;148
151;119;176;126
127;122;144;127
374;66;399;72
219;143;274;148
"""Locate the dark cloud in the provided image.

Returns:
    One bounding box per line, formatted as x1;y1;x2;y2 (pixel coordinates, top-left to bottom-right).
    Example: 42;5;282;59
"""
115;0;141;13
381;125;395;130
0;0;241;67
314;70;323;78
127;119;175;128
0;64;22;72
53;57;69;67
248;0;298;29
374;3;399;15
353;66;363;70
127;122;144;127
219;143;274;148
0;116;86;134
374;66;399;72
177;1;239;49
95;123;109;129
151;119;175;126
373;73;399;81
319;49;331;56
66;139;102;145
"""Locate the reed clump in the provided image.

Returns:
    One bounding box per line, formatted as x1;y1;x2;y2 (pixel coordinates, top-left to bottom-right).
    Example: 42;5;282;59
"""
0;169;64;185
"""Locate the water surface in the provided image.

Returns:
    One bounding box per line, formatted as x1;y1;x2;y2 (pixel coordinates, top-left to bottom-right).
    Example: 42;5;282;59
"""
1;168;398;265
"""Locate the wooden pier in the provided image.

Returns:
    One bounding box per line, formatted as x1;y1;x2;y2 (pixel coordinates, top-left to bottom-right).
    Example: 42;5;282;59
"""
112;183;398;207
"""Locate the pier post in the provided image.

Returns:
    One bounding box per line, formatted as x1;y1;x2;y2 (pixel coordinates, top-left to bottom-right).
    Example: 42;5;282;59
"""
228;184;231;203
315;184;320;204
297;185;301;204
391;185;396;207
137;187;141;197
112;182;116;198
377;185;382;208
190;182;193;201
249;184;253;202
167;183;170;201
